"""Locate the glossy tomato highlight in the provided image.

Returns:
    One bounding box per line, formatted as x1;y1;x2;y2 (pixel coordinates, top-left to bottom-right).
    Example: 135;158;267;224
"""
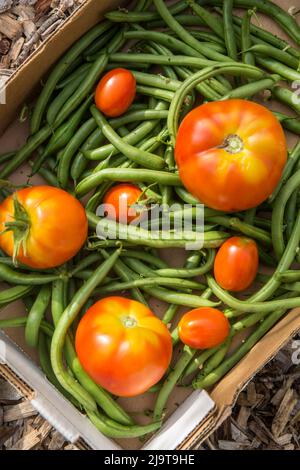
75;296;172;397
214;236;259;292
175;99;287;212
95;68;136;117
178;307;230;349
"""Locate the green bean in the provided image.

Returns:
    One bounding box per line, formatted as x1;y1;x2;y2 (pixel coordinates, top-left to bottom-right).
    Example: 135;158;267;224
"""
95;276;206;295
273;87;300;115
53;54;108;128
257;56;300;83
195;333;234;381
124;30;202;57
156;249;215;279
222;74;280;100
83;25;119;58
162;252;202;324
101;250;148;305
0;316;53;337
183;346;220;378
186;0;224;38
30;22;111;134
152;0;230;62
57;118;97;188
25;285;51;348
122;249;167;269
205;215;271;245
0;151;16;164
272;169;300;259
90;106;165;170
70;253;102;276
276;271;300;283
50;248;121;411
88;211;229;249
47;73;86;125
56;64;92;90
270;142;300;204
147;14;206;29
135;85;174;102
274;112;300;135
174;187;199;205
105;1;187;23
241;9;255;66
223;0;238;61
207;274;300;313
0;125;52;178
248;44;299;69
32;95;93;175
167;63;263;145
85;101;168;162
36;165;59;187
76;168;180;197
193;309;286;389
0;264;65;285
154;346;196;420
286;190;298;240
123;257;219;308
228;8;300;58
201;0;300;46
0;285;34;304
86;409;161;438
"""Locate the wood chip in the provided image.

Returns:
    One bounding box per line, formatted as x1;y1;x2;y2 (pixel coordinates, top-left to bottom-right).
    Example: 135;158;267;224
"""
246;382;257;406
0;378;22;403
0;0;12;14
237;406;251;429
64;443;80;450
23;20;36;39
48;430;65;450
0;13;22;40
11;5;35;20
218;440;250;450
35;0;52;16
0;36;9;54
10;37;25;62
3;401;37;423
248;420;269;445
10;427;40;450
272;387;298;437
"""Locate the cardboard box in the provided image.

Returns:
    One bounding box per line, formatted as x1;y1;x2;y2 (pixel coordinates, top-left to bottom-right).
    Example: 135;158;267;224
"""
0;0;300;450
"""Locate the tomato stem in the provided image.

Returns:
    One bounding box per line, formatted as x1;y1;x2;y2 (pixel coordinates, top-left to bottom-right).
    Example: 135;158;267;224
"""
122;316;138;328
222;134;244;154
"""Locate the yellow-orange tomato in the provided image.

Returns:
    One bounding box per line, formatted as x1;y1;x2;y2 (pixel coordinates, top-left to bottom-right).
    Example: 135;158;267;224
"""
214;236;259;292
75;296;172;397
103;183;143;224
0;186;87;269
178;307;230;349
175;99;287;212
95;68;136;117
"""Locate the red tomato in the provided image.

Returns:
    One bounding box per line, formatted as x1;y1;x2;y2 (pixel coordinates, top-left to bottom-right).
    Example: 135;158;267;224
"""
214;236;259;292
75;296;172;397
103;183;143;224
0;186;87;269
178;307;230;349
95;68;136;117
175;99;287;212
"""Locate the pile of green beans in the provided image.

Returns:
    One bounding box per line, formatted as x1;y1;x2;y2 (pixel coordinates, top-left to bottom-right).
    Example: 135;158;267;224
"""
0;0;300;442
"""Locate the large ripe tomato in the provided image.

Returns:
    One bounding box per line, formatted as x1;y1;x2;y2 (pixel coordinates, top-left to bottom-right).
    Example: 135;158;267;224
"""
214;236;258;292
175;99;287;212
95;68;136;117
103;183;143;224
75;296;172;397
178;307;230;349
0;186;87;269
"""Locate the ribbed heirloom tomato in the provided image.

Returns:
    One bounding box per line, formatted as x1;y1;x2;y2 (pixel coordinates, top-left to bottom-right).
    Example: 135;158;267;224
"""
103;183;143;224
75;296;172;397
178;307;230;349
0;186;88;269
175;99;287;212
95;68;136;117
214;236;259;292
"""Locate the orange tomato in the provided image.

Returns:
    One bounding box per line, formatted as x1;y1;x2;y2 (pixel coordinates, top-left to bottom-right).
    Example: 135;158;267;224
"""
103;183;143;224
0;186;87;269
178;307;230;349
175;99;287;212
214;236;259;292
75;296;172;397
95;68;136;117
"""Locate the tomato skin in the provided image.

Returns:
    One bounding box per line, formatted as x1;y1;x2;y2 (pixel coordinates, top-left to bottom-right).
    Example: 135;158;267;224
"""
0;186;87;269
178;307;230;349
95;68;136;117
103;184;143;224
75;296;172;397
214;236;259;292
175;99;287;212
